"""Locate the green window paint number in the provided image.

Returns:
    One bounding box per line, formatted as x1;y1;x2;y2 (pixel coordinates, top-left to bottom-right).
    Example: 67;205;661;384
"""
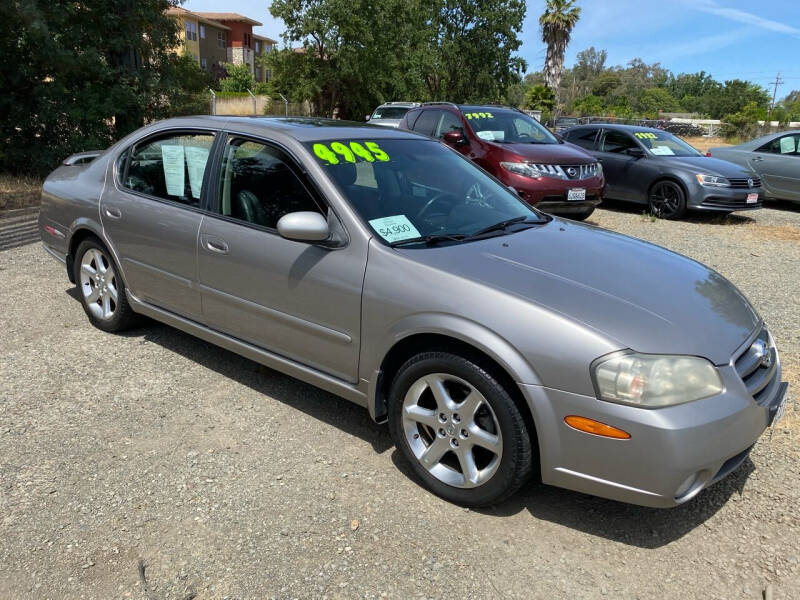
313;141;390;165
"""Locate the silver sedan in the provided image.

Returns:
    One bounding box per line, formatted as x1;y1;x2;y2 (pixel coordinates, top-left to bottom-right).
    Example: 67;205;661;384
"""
39;116;787;507
710;131;800;203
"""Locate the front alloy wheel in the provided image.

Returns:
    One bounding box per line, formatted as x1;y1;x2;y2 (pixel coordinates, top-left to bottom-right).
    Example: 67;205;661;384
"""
389;351;534;506
648;180;687;219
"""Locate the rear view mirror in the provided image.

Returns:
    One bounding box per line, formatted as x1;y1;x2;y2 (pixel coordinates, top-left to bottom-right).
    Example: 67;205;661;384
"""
443;131;467;146
277;211;330;242
627;147;645;158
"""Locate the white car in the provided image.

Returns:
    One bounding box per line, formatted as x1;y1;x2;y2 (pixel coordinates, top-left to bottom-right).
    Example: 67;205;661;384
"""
366;102;420;128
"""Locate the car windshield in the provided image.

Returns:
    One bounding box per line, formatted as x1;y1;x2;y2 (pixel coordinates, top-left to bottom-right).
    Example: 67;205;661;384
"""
460;108;558;144
304;138;545;247
371;106;410;120
633;130;703;157
557;118;579;125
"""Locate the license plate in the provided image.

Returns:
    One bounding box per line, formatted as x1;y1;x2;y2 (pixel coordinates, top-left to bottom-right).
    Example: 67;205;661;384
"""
567;188;586;202
746;193;758;204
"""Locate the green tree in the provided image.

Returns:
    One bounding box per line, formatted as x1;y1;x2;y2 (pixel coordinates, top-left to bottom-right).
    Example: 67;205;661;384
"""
539;0;581;93
1;0;183;175
219;63;256;93
164;50;215;116
721;101;768;138
636;87;680;118
573;94;604;116
523;85;555;111
707;80;769;119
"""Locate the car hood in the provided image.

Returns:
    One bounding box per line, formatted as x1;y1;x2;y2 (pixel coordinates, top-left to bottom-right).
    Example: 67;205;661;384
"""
497;141;596;164
656;155;755;177
401;219;759;364
368;119;402;128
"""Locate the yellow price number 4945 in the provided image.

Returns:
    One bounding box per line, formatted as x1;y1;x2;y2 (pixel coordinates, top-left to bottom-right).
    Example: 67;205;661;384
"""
313;141;390;165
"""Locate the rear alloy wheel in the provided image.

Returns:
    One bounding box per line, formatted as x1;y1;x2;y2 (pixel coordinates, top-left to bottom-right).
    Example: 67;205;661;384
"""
388;352;533;506
648;180;687;219
73;238;137;332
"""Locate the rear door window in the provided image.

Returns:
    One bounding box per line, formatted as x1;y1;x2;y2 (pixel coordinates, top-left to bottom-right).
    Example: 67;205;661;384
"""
599;130;638;154
123;132;215;206
566;128;599;150
412;110;443;137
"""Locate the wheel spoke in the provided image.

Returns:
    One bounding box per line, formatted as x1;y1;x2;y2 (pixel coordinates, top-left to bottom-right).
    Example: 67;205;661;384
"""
94;250;107;274
419;437;450;468
106;279;118;302
468;426;501;453
85;285;100;303
81;263;97;280
403;404;438;428
425;375;455;411
458;390;483;419
102;294;114;318
455;446;479;486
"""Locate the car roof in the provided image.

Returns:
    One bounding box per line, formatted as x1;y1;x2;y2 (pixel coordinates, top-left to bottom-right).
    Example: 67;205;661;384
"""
376;102;419;108
574;123;664;133
153;116;424;142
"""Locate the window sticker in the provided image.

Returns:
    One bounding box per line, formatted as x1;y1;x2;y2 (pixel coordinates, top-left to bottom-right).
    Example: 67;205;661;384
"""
634;132;657;140
650;146;675;156
313;141;390;165
161;145;185;197
779;136;796;154
185;146;210;199
464;112;494;119
368;214;421;243
476;130;505;142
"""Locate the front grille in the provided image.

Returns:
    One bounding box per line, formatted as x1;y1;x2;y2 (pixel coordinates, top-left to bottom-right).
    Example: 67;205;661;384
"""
734;327;780;406
528;163;600;180
728;177;761;189
702;197;762;208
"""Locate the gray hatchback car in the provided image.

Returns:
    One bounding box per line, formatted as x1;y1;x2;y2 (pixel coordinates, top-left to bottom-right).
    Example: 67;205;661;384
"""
39;117;787;507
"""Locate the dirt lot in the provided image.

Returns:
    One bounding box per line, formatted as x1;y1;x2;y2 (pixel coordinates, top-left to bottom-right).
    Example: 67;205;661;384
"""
682;136;730;153
1;202;798;599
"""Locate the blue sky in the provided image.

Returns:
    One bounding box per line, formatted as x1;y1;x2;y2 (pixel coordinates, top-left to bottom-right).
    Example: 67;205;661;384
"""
184;0;800;97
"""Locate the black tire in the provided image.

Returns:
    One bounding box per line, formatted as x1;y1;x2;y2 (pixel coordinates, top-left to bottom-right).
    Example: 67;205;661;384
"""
568;207;595;221
388;351;534;506
73;237;138;333
648;180;687;220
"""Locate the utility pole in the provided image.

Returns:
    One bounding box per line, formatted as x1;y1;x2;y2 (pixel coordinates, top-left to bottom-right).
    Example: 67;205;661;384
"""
768;72;784;122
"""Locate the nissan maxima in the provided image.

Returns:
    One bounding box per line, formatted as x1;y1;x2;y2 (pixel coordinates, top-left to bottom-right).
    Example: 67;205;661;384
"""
39;117;787;507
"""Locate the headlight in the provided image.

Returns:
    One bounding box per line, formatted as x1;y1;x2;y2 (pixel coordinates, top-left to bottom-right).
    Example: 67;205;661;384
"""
696;173;731;187
500;161;568;180
595;161;603;177
592;352;723;408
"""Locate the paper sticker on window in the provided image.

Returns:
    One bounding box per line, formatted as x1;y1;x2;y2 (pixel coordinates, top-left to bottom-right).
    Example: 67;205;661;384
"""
779;136;796;154
368;214;421;243
185;146;210;199
476;130;504;142
650;146;674;156
161;145;185;197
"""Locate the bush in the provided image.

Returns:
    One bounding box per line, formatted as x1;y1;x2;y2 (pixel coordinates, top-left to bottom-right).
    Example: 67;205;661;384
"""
219;63;256;93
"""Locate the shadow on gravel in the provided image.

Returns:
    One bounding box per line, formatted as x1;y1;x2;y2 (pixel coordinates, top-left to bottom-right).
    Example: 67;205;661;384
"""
476;459;755;549
763;199;800;213
63;292;393;454
594;198;758;225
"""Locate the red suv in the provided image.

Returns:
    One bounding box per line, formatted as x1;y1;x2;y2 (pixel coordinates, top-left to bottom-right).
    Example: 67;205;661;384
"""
399;103;605;219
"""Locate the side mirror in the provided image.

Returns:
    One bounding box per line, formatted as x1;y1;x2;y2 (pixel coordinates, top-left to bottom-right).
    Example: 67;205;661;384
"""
365;114;371;121
553;133;564;142
627;147;645;158
443;130;467;146
277;211;330;242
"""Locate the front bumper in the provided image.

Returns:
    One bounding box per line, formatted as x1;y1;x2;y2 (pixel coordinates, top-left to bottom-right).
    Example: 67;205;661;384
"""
690;185;764;212
499;171;605;212
520;361;786;508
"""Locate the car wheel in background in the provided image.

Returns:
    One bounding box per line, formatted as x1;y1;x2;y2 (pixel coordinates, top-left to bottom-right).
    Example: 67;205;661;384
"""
388;351;534;506
568;207;595;221
648;180;687;220
73;238;138;333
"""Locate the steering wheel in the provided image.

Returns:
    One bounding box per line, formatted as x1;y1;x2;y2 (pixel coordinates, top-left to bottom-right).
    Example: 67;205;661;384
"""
517;132;532;140
416;191;456;221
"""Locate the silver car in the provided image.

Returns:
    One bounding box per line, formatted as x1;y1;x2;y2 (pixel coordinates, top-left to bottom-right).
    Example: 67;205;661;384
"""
39;117;788;508
366;102;420;128
710;131;800;203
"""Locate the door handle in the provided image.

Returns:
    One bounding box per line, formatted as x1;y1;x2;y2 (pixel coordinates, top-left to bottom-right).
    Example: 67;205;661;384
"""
205;239;229;254
751;156;764;162
104;207;122;219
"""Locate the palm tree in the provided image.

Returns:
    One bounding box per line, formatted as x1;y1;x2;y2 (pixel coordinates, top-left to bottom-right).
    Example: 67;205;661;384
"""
539;0;581;93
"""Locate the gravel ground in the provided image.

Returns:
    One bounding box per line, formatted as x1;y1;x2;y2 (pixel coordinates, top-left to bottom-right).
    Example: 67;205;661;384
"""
1;202;799;599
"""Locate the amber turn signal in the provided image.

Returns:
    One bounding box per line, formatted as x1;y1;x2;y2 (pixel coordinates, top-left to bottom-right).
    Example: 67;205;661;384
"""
564;415;631;439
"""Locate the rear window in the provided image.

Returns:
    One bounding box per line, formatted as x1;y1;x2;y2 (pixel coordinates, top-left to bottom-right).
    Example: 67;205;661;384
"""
371;106;411;120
